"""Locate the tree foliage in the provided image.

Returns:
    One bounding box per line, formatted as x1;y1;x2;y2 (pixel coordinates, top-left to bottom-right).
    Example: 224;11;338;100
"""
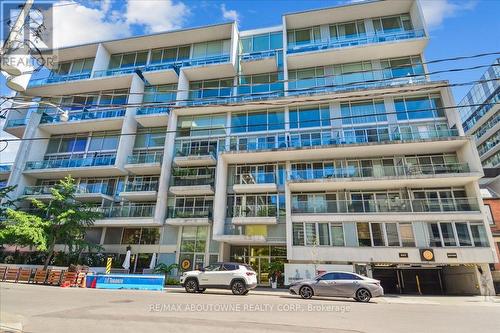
0;176;102;268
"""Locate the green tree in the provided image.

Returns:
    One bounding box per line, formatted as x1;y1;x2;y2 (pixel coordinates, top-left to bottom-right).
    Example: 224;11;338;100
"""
0;176;102;269
154;263;180;283
0;185;19;219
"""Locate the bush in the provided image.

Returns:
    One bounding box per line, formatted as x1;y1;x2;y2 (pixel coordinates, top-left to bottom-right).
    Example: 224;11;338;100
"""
166;277;180;285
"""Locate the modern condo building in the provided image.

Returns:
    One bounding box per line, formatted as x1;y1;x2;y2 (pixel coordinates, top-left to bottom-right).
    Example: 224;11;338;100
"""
3;0;497;295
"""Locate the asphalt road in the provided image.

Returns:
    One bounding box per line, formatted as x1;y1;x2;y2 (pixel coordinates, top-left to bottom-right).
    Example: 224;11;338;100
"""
1;283;500;333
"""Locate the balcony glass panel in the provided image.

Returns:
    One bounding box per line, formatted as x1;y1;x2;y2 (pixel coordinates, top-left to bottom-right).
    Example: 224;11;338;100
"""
127;152;163;164
124;180;159;192
25;155;116;170
5;118;28;127
100;204;155;218
40;108;125;124
167;206;212;218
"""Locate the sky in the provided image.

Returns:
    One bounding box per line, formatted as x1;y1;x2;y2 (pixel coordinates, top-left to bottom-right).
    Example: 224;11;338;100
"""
1;0;500;163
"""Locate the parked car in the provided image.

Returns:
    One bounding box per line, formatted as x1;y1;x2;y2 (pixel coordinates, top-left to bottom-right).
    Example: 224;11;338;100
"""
180;262;257;295
289;271;384;302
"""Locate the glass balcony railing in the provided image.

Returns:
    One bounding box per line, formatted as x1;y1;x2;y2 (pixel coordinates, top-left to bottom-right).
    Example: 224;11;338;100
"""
228;128;460;153
291;198;479;214
175;144;218;158
222;224;286;243
170;175;214;187
231;204;278;218
40;108;125;124
28;72;92;87
167;206;212;219
234;172;276;185
0;164;12;173
143;62;180;73
187;54;230;67
127;152;163;164
24;183;112;196
240;50;277;62
288;163;471;181
93;67;140;78
123;180;159;192
5;118;28;128
25;155;116;170
99;204;155;218
136;106;171;116
287;29;425;54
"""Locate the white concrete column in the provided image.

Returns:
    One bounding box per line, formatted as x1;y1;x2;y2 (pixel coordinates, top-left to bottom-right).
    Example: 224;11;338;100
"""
213;155;228;236
115;74;143;168
285;161;293;261
441;86;465;135
281;16;289;97
91;43;111;76
177;70;190;105
364;18;375;35
384;97;398;125
154;111;178;224
224;112;231;150
319;25;329;41
230;23;239;68
330;102;342;128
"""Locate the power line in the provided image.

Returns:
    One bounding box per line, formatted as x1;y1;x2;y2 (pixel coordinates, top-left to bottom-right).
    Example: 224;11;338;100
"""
4;77;499;114
2;101;499;143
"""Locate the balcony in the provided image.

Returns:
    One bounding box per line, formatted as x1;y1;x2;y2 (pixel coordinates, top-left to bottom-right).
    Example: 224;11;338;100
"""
119;180;159;201
165;206;212;226
173;145;217;167
124;152;163;175
142;62;181;85
288;163;479;191
231;204;278;225
222;127;465;164
93;67;139;78
28;72;92;88
291;198;480;215
240;50;278;75
233;172;277;193
95;204;156;225
181;55;235;81
287;30;427;69
39;108;126;134
24;155;121;179
23;184;113;202
135;106;170;127
169;175;214;196
3;118;28;138
216;224;286;245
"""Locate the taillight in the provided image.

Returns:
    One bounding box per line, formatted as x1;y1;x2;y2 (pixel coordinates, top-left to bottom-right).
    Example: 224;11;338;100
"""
246;272;255;276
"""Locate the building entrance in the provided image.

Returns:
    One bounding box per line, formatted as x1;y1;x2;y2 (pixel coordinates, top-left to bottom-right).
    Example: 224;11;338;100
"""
373;267;444;295
230;245;286;285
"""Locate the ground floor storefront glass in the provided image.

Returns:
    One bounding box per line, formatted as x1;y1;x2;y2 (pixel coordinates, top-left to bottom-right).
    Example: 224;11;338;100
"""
230;246;287;285
178;226;218;271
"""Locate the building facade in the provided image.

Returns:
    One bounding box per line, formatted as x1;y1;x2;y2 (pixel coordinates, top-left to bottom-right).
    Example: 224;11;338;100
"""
3;0;497;295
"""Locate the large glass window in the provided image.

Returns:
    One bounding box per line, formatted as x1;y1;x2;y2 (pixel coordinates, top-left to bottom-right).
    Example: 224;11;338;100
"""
330;223;345;246
150;45;190;64
232;109;285;133
240;32;283;53
329;20;365;40
341;100;387;125
192;40;231;59
189;78;233;100
399;223;415;247
381;56;424;79
287;27;321;46
143;84;177;104
357;222;372;246
470;224;489;247
88;131;120;152
109;51;148;69
238;72;284;96
177;114;226;137
288;67;325;91
395;95;444;120
293;223;305;246
290;104;330;128
134;128;166;149
372;14;413;34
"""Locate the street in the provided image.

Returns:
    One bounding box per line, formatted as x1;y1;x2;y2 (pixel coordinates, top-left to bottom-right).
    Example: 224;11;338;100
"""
1;283;500;333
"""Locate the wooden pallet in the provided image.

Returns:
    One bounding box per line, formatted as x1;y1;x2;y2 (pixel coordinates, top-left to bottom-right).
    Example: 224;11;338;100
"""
33;269;48;284
4;268;20;282
17;268;33;283
0;266;7;281
47;270;63;285
61;271;78;286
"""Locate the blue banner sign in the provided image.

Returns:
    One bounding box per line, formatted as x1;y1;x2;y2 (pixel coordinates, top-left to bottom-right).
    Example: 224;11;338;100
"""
87;274;165;291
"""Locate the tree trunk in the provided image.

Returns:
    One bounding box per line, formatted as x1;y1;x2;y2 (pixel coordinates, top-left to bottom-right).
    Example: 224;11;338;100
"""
43;242;56;270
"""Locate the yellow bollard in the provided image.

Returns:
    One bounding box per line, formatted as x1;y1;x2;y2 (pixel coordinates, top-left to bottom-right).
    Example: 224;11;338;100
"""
106;257;112;274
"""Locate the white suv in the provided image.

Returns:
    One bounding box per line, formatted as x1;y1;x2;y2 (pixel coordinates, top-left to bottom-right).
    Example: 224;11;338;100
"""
180;262;257;295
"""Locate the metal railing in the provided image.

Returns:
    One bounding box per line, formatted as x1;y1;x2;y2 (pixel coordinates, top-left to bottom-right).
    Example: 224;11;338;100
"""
291;198;479;214
240;50;277;62
188;54;230;67
5;118;28;127
23;183;112;196
123;180;159;192
288;163;471;181
231;204;278;218
174;144;218;157
99;204;155;218
93;67;141;78
28;72;92;87
136;106;171;116
25;155;116;170
127;152;163;164
234;172;276;185
40;108;125;124
170;175;214;187
167;206;212;219
287;29;425;54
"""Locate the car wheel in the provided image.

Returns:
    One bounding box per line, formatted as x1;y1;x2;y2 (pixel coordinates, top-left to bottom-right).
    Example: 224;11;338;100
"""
231;280;246;295
299;286;313;299
197;288;206;293
355;288;371;302
184;279;199;293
